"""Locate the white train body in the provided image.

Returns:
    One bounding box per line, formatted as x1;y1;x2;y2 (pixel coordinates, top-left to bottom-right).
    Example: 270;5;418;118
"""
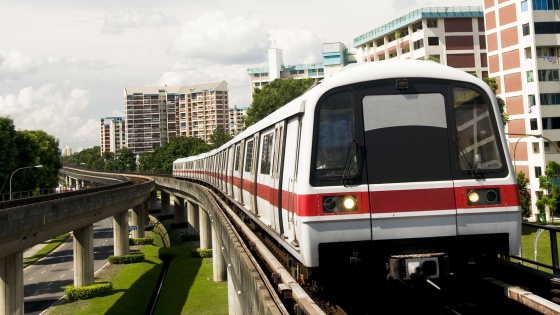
173;60;521;280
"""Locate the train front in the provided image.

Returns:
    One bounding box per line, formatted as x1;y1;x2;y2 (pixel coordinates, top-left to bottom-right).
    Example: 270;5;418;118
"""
305;62;521;284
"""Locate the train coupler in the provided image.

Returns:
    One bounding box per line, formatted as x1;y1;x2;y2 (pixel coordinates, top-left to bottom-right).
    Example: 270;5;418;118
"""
388;253;449;281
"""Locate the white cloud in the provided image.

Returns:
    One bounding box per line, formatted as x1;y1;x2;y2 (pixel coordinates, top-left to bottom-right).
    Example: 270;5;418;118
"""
0;84;92;146
167;11;270;64
0;51;41;82
101;8;178;34
269;28;325;65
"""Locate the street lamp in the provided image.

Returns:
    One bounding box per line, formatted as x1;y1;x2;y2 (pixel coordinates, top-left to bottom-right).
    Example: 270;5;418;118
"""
9;164;43;201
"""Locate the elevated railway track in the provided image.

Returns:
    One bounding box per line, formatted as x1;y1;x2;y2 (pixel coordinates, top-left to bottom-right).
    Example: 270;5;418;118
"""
4;168;560;314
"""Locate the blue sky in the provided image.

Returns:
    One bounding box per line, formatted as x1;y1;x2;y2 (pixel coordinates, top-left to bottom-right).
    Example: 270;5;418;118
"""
0;0;478;150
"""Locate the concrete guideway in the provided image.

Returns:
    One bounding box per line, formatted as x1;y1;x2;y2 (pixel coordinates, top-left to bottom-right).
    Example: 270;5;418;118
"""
0;174;154;315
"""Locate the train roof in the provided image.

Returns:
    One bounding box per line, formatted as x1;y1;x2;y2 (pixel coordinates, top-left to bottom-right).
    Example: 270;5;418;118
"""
173;60;491;164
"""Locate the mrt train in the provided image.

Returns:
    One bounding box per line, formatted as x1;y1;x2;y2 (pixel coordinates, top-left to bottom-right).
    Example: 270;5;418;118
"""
173;60;521;285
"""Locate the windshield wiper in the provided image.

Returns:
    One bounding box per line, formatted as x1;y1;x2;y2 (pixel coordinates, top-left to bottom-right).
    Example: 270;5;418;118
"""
342;139;360;186
453;136;481;179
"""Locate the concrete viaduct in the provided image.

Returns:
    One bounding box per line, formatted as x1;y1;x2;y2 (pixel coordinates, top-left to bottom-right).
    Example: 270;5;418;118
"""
0;169;285;315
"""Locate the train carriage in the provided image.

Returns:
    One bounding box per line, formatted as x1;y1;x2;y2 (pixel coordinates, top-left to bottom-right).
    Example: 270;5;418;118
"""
173;59;521;284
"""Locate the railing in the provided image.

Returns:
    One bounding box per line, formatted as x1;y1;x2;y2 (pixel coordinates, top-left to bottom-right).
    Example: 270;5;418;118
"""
0;187;58;202
512;222;560;276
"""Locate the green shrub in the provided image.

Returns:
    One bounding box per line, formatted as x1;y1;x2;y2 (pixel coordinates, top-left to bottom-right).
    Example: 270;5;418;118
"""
129;238;154;245
191;248;212;258
65;281;113;300
109;252;145;264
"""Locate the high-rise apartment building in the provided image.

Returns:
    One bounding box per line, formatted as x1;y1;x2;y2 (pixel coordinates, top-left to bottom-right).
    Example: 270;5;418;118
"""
484;0;560;220
124;81;228;154
353;6;488;78
229;105;249;136
100;117;126;155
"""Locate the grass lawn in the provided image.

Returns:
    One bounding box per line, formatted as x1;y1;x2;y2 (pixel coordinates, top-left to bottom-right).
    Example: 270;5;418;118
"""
44;225;228;314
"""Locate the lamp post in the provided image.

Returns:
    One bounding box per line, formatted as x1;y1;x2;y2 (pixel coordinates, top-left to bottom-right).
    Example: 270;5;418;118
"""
9;164;43;201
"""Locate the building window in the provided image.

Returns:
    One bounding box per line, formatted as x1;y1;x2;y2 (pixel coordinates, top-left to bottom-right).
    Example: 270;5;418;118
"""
428;37;439;46
254;73;260;77
535;166;542;178
413;39;424;50
538;69;560;81
525;47;532;59
533;142;540;153
528;94;536;107
427;19;438;28
527;70;534;82
530;118;538;130
521;0;529;11
541;93;560;105
545;141;551;152
542;117;560;129
522;23;530;36
533;0;560;10
534;21;560;34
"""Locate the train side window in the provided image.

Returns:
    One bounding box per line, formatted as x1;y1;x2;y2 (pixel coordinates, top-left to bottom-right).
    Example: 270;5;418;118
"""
234;144;241;172
260;133;274;175
245;139;254;172
453;87;503;171
314;91;356;177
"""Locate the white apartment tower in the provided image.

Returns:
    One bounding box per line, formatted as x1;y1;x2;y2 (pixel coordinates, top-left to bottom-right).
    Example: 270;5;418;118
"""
229;105;249;136
484;0;560;221
124;81;229;154
100;117;125;155
353;6;489;78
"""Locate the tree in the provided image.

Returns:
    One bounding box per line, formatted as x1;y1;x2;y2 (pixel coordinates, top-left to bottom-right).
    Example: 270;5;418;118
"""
0;117;19;194
482;77;509;127
536;160;560;222
244;78;316;128
517;171;531;218
15;130;62;191
209;125;233;149
138;137;210;174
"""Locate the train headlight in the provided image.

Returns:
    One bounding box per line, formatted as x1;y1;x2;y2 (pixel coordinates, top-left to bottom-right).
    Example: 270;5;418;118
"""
467;188;501;206
468;191;480;203
342;195;357;211
322;195;358;213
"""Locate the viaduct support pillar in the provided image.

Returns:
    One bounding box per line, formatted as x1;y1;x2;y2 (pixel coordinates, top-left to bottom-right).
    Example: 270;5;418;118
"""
212;225;227;282
199;210;212;249
73;224;94;287
174;196;185;222
131;203;146;239
0;252;23;315
113;210;129;256
187;201;199;236
161;191;170;216
149;191;158;211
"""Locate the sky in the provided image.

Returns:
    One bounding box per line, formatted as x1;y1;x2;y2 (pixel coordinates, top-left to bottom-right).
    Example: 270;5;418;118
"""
0;0;478;151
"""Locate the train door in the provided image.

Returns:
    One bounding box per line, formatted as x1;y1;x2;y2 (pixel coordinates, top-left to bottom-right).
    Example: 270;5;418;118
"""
282;116;301;242
232;141;244;203
241;136;255;212
271;122;286;233
256;128;276;228
227;146;235;196
360;88;457;236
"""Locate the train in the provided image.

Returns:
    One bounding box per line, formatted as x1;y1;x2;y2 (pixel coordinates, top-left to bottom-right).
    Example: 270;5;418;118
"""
172;59;521;288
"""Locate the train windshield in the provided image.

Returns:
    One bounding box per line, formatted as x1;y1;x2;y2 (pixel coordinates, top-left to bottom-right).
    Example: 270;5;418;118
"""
314;91;359;179
453;87;503;174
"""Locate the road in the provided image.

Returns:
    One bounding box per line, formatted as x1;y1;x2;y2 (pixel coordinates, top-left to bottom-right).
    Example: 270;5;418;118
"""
23;218;115;315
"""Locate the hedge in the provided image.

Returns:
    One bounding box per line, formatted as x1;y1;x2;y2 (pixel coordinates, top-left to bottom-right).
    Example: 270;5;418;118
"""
65;281;113;300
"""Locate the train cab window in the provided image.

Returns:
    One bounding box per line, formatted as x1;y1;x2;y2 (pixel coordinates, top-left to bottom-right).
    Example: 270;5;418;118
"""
260;133;274;175
314;91;358;179
453;87;503;173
